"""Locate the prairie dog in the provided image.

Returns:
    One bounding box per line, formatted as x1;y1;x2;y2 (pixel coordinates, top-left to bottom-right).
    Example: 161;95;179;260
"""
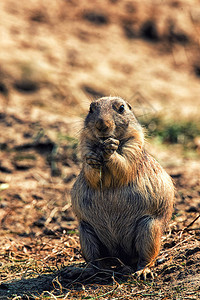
71;96;174;279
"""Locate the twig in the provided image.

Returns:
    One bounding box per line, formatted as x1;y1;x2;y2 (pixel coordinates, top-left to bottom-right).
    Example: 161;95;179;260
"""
179;214;200;238
173;228;200;233
160;235;193;256
86;286;118;300
42;291;57;299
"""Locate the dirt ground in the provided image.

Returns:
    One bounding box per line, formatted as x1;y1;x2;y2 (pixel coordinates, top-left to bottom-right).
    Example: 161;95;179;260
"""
0;0;200;299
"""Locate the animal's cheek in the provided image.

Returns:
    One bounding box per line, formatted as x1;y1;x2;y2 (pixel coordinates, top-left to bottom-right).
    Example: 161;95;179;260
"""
85;122;96;133
115;119;129;131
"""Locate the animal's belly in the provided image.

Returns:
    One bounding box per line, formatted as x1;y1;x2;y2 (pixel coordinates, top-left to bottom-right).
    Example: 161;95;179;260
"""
83;193;139;250
75;184;152;253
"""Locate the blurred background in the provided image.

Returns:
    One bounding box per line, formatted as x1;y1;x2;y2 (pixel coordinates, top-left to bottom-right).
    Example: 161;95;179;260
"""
0;0;200;164
0;0;200;296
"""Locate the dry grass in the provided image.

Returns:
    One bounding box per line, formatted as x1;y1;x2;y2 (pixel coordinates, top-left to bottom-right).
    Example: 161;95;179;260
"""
0;229;199;299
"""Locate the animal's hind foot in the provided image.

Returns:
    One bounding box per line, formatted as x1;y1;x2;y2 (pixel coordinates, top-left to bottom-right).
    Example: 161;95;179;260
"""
134;267;155;281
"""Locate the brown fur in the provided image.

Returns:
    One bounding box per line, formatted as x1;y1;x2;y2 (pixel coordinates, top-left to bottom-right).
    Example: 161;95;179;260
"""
71;96;174;276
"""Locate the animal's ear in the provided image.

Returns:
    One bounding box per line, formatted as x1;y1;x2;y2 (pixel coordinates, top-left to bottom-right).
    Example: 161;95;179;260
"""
126;102;132;110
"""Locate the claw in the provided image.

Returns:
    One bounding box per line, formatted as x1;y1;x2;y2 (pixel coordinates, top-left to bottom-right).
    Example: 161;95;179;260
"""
134;267;154;280
103;138;119;158
85;153;102;168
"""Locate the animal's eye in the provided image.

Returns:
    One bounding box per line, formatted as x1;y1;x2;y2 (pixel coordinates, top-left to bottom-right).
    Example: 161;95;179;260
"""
89;106;93;113
118;105;125;113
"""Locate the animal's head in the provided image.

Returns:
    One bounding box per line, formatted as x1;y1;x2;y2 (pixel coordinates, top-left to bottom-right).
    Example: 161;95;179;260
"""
84;97;144;144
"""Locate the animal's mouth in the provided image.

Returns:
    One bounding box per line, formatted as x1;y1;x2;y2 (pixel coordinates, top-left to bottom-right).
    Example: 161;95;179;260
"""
99;136;109;141
94;129;115;141
98;135;114;141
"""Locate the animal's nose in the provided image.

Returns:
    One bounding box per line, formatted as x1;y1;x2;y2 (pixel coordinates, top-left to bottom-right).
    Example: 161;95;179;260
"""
95;118;110;132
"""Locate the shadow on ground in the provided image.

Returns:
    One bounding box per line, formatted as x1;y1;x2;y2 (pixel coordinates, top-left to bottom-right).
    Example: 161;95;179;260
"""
0;265;117;299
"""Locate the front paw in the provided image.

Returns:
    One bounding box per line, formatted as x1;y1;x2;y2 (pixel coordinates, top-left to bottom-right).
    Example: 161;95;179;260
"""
85;152;102;169
103;138;119;159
